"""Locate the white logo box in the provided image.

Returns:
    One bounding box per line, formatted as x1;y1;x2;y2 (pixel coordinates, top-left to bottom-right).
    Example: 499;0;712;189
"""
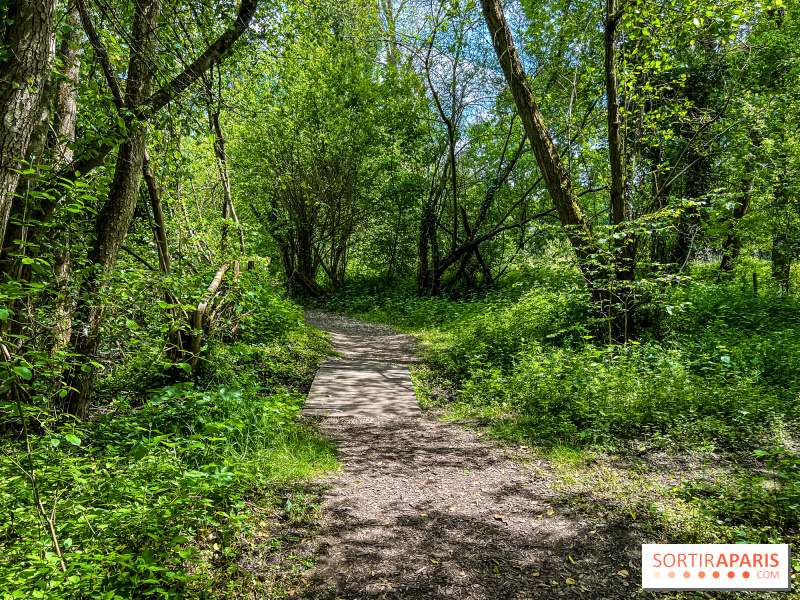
642;544;791;591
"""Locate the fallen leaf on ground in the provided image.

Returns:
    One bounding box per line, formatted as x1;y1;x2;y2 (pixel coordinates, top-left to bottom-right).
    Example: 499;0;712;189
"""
569;556;575;564
493;566;499;573
460;571;465;576
420;513;427;516
580;585;590;592
547;508;554;515
382;521;390;525
566;578;576;585
494;514;504;521
449;506;456;511
430;559;439;564
618;570;629;578
532;572;540;576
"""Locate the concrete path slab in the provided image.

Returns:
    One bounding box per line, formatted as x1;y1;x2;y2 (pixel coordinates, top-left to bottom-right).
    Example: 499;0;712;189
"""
303;361;421;417
301;312;421;418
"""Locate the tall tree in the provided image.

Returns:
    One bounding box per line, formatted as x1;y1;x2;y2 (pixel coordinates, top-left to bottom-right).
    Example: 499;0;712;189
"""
60;0;261;417
0;0;57;243
478;0;601;279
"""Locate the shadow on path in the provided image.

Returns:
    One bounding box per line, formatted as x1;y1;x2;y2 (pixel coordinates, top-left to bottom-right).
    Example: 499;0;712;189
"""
303;417;647;600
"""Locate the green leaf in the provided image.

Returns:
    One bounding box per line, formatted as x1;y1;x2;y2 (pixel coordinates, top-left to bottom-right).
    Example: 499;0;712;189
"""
0;309;7;321
65;433;81;446
131;443;148;460
13;366;32;380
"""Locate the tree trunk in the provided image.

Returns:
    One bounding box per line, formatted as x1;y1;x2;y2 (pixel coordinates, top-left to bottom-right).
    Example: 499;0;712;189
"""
386;203;402;282
380;0;402;69
187;264;228;371
416;201;431;294
53;4;81;164
291;268;324;297
209;108;245;254
720;177;754;272
417;156;449;295
0;0;58;244
61;0;163;419
604;0;634;283
481;0;641;341
0;26;57;277
12;0;262;262
479;0;596;263
51;2;82;352
771;234;792;293
142;149;171;274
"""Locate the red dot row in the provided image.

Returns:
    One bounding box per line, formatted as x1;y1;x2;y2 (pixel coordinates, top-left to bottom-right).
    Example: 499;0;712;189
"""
656;570;749;579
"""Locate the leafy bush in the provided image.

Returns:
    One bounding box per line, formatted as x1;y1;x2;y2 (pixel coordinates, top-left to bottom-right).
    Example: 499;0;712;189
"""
0;288;336;599
458;342;797;448
238;270;305;343
679;446;800;537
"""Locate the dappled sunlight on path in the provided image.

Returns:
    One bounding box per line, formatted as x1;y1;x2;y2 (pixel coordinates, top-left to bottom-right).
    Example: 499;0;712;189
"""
301;311;645;599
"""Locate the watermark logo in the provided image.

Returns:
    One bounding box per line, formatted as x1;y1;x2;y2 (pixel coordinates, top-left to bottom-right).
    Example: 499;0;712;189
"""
642;544;791;591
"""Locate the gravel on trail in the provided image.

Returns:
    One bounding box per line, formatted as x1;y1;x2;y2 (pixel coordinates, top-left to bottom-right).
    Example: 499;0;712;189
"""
299;311;646;600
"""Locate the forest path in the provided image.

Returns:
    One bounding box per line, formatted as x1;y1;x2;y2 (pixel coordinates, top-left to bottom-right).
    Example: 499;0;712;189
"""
300;311;642;600
302;310;420;418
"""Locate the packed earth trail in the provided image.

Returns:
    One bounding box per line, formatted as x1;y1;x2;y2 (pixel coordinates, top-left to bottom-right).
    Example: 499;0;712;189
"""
298;311;646;600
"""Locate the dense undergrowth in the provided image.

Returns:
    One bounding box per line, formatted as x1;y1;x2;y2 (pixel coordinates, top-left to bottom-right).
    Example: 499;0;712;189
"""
1;272;337;599
317;259;800;554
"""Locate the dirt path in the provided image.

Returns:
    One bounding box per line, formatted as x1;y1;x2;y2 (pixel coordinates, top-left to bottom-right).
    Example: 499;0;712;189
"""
301;312;644;599
304;310;417;365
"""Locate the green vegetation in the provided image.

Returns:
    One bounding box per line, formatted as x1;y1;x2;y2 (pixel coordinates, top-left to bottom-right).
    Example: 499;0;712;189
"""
1;0;799;594
322;260;800;551
1;277;337;599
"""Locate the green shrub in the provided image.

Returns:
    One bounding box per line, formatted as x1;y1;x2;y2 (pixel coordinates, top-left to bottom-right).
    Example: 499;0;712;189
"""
0;291;336;599
457;342;796;448
679;445;800;537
